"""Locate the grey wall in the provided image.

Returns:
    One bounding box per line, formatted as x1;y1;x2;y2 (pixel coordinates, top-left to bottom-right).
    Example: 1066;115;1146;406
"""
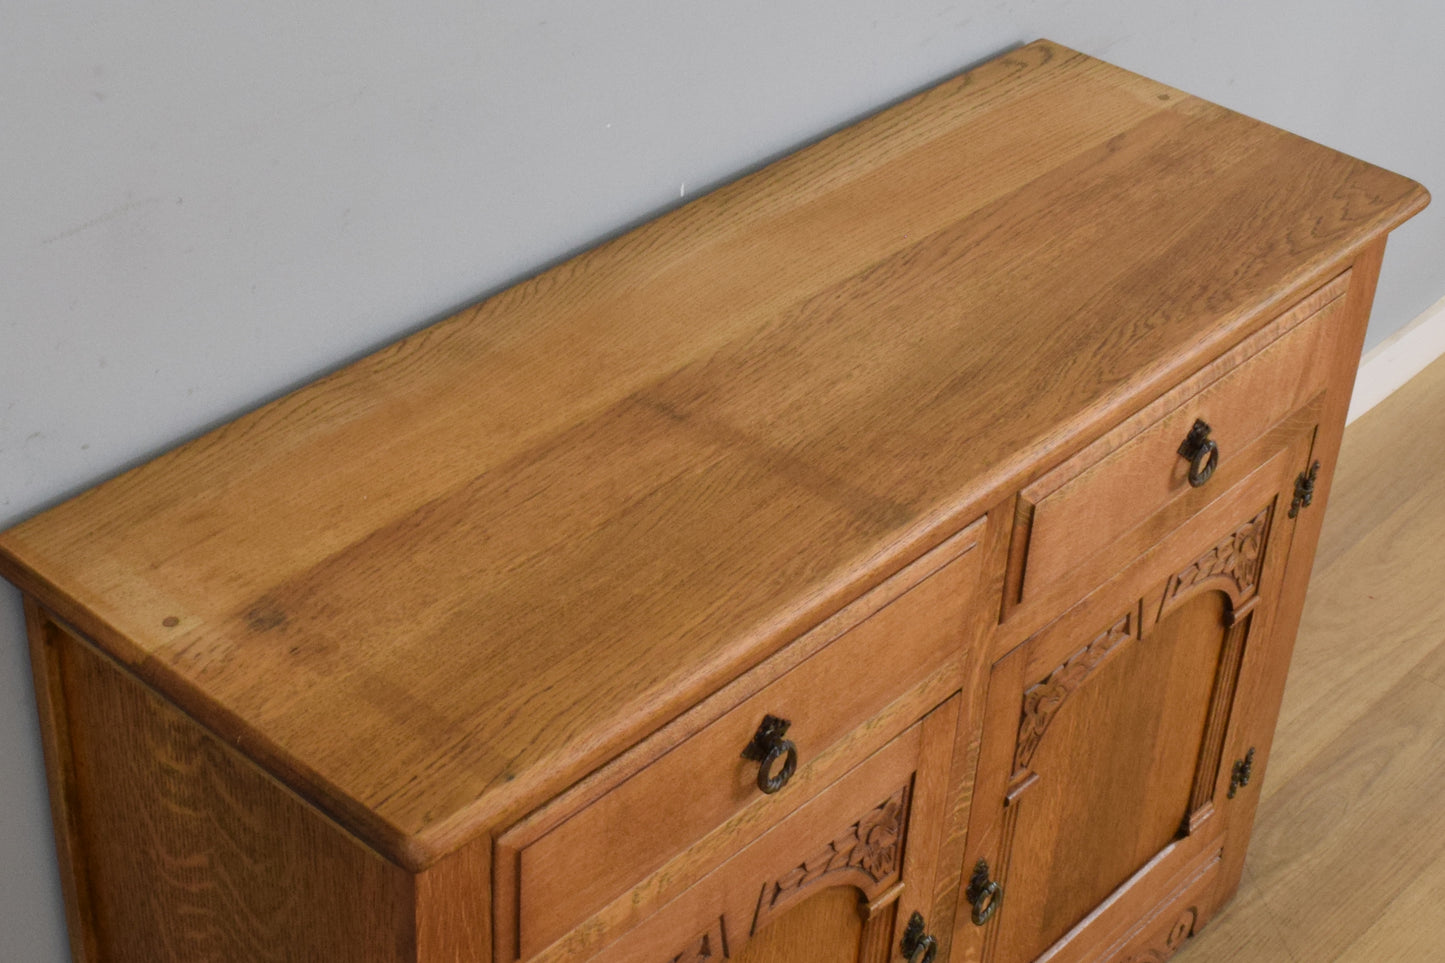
2;2;1440;956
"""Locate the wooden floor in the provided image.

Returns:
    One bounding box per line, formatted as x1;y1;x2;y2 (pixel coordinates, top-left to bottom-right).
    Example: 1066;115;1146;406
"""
1177;353;1445;962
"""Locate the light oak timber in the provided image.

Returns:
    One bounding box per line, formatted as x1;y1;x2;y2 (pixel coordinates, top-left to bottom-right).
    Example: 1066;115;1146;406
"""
0;39;1428;962
998;283;1347;652
496;526;983;960
43;612;417;962
1266;353;1445;796
414;838;492;963
731;886;866;963
0;41;1424;869
576;706;951;963
1209;665;1445;960
1179;353;1445;963
956;420;1315;963
1200;239;1391;923
1014;280;1343;607
1169;868;1294;963
23;598;100;963
929;504;1017;963
1308;350;1445;577
1335;845;1445;962
1092;851;1222;963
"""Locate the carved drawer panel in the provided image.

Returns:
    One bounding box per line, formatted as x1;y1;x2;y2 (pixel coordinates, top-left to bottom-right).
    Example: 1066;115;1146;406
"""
494;526;984;962
582;695;959;963
1008;271;1349;617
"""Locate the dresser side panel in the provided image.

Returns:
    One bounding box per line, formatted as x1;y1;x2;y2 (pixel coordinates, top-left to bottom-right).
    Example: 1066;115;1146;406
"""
24;596;101;963
47;617;417;962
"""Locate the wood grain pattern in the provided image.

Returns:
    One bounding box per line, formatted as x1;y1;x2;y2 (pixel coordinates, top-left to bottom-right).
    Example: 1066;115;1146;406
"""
998;589;1228;963
1121;910;1198;963
730;888;863;963
668;915;734;963
1212;665;1445;960
23;598;100;963
927;505;1014;963
1195;239;1389;924
578;712;939;963
511;694;961;963
414;836;491;963
1163;508;1269;605
1014;611;1134;771
1057;847;1221;963
1177;353;1445;962
1;42;1432;963
958;416;1317;963
1263;340;1445;797
1334;846;1445;962
1168;867;1292;963
1114;907;1200;963
490;526;980;962
1014;427;1306;686
0;41;1426;871
45;614;416;962
502;534;980;959
1018;281;1342;605
750;784;908;934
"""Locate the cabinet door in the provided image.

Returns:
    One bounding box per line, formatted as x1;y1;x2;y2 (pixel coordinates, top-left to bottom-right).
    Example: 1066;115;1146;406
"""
582;694;962;963
956;429;1315;963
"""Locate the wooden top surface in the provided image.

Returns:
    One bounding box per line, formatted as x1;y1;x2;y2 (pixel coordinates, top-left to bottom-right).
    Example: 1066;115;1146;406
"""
0;41;1426;868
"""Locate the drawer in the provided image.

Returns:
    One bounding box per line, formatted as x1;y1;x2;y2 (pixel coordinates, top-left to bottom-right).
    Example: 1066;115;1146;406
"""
583;694;960;963
494;522;985;962
1010;272;1349;611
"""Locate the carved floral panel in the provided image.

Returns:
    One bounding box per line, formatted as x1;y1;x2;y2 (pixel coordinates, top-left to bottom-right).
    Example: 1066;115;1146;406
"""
1166;507;1270;605
751;784;909;936
1015;611;1134;771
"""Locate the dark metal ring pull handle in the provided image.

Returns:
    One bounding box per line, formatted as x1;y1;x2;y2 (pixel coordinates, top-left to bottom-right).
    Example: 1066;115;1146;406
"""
1178;418;1220;488
741;714;798;794
900;911;939;963
966;859;1003;926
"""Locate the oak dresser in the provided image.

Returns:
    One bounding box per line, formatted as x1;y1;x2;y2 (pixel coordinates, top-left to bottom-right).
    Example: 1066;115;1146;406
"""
0;40;1428;963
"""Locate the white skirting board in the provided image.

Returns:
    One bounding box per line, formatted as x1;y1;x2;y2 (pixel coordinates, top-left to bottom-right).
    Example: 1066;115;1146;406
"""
1347;294;1445;424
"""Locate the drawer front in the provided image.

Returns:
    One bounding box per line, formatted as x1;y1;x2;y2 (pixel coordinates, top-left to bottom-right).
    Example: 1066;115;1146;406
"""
496;524;984;961
1015;273;1348;609
585;696;959;963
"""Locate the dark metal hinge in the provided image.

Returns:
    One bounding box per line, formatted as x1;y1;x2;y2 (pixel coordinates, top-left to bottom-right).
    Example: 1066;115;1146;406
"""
1228;747;1256;798
1289;461;1321;518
